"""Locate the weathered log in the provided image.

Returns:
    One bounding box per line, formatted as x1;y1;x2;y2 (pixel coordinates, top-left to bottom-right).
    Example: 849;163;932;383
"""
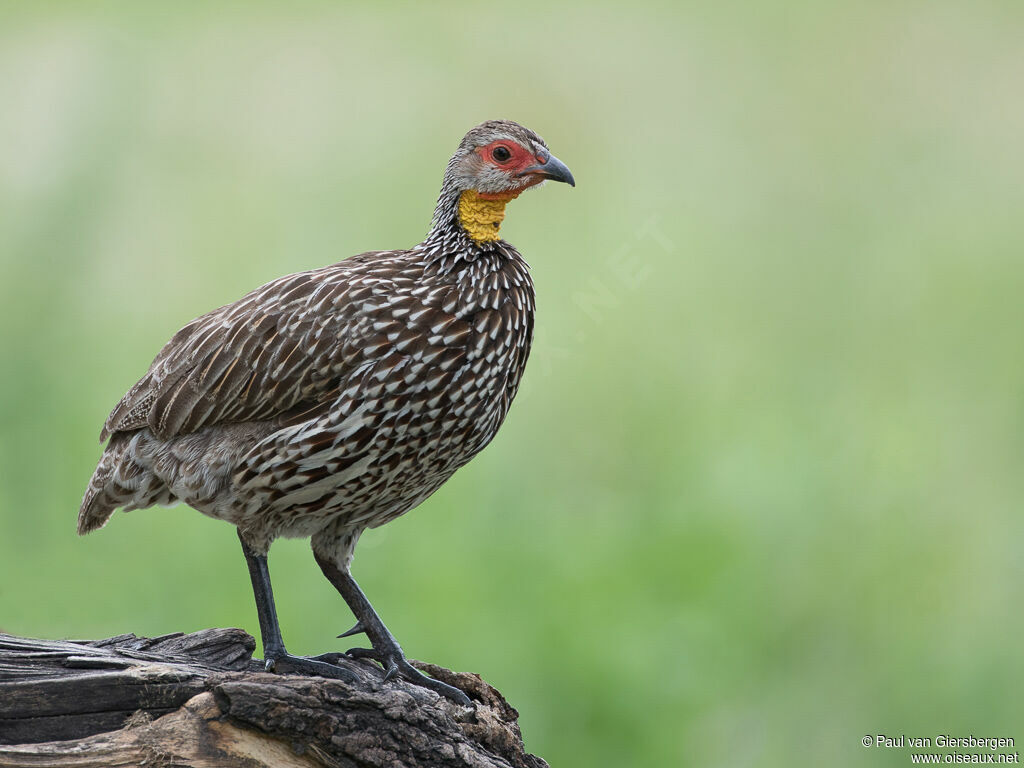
0;629;547;768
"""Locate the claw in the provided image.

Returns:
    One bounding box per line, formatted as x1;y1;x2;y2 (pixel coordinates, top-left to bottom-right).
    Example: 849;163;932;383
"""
338;621;368;639
383;660;399;683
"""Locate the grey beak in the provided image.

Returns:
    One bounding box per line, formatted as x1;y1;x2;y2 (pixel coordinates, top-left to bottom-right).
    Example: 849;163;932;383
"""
518;152;576;187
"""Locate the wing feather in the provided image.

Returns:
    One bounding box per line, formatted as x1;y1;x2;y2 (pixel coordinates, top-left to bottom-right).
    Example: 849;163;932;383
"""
100;259;384;442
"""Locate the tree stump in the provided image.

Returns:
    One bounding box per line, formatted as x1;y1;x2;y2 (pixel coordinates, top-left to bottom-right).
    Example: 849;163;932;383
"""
0;629;548;768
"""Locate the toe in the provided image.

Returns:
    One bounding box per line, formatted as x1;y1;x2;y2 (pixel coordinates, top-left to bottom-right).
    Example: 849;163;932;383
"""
345;647;382;661
394;658;472;706
269;653;358;684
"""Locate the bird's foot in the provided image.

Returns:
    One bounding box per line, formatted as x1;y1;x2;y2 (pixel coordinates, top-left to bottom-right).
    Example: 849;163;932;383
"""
341;623;471;706
346;646;471;705
263;650;358;684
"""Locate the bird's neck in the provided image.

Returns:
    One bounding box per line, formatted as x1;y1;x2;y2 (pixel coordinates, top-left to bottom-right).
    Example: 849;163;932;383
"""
456;189;522;243
425;184;521;255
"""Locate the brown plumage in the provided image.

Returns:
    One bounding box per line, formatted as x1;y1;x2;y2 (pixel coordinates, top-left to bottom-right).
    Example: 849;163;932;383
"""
78;120;574;704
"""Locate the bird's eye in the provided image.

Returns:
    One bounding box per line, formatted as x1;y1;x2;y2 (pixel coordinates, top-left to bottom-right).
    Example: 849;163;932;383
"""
491;146;512;163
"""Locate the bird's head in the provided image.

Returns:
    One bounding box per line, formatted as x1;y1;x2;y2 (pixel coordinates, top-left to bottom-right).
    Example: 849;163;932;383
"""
433;120;575;244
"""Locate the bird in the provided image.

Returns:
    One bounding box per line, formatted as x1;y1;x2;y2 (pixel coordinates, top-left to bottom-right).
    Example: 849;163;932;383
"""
78;120;574;705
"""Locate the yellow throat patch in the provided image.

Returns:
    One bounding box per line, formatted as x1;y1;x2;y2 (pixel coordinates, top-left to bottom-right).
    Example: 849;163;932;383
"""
458;189;520;242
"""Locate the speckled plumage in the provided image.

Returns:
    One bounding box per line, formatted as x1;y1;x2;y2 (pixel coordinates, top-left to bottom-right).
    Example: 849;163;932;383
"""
78;120;573;701
80;122;549;568
81;242;534;561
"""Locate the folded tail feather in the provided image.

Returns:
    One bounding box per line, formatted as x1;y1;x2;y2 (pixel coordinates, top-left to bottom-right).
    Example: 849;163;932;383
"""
78;433;177;534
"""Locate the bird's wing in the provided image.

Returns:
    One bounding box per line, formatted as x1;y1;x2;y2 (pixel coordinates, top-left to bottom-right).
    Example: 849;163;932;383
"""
101;258;386;442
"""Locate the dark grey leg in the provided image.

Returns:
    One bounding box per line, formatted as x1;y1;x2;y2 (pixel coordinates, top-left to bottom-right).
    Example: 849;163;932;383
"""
314;552;472;706
238;531;356;683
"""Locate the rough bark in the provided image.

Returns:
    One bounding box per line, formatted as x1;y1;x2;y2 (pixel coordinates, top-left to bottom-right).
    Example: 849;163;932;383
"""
0;629;547;768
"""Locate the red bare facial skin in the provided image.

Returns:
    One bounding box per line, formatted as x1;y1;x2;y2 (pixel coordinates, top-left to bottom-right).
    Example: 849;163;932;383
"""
475;140;547;200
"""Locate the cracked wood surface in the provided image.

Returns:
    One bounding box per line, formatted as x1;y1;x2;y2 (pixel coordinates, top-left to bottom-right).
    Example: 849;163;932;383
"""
0;629;547;768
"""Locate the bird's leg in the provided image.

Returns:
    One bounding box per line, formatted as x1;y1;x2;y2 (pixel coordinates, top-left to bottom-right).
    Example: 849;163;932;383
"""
237;531;355;682
314;553;472;706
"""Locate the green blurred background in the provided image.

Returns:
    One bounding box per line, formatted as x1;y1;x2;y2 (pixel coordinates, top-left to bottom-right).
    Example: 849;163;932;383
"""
2;2;1023;765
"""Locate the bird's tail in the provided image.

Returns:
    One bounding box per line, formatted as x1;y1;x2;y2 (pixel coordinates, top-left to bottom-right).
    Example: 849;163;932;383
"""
78;438;124;534
79;432;182;534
